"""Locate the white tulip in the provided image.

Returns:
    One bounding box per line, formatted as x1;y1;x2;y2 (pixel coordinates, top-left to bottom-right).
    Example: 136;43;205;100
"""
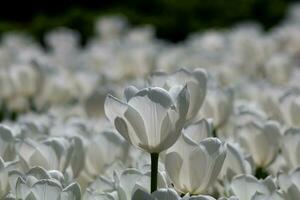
9;64;39;98
198;89;233;130
231;175;283;200
235;101;268;128
220;143;253;182
17;137;85;178
104;86;189;153
17;138;59;171
37;72;76;107
289;96;300;127
84;168;167;200
149;68;207;122
13;167;81;200
281;128;300;170
251;192;285;200
83;174;116;196
182;119;213;143
0;69;15;100
264;54;292;85
44;136;85;178
165;137;226;195
0;125;16;161
277;167;300;200
0;157;10;199
262;92;300;128
45;28;80;55
126;26;154;44
80;130;129;186
83;190;117;200
267;154;287;176
95;16;127;41
116;168;167;200
236;120;281;168
275;94;300;128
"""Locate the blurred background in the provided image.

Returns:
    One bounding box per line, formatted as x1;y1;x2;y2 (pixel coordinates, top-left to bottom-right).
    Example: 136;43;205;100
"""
0;0;298;44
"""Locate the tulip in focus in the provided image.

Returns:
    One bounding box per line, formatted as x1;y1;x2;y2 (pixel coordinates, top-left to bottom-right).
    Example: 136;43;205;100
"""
105;86;189;192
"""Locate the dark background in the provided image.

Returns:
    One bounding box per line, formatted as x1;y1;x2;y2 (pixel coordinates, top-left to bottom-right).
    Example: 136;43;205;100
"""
0;0;298;44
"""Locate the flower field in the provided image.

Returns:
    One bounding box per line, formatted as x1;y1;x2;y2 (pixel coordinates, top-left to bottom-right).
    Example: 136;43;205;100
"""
0;4;300;200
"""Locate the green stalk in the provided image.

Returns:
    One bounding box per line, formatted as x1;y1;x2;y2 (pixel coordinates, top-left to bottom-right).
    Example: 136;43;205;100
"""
150;153;159;193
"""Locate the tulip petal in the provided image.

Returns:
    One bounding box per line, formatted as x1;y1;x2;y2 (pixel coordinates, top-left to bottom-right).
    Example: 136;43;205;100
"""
152;188;180;200
231;175;268;200
155;112;179;152
114;117;131;143
32;179;62;200
61;182;81;200
128;91;170;149
124;106;148;149
104;94;128;123
132;189;154;200
207;149;226;186
189;146;209;193
165;152;183;190
183;119;212;143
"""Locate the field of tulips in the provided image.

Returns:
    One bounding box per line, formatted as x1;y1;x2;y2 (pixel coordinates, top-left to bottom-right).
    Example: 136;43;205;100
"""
1;3;300;200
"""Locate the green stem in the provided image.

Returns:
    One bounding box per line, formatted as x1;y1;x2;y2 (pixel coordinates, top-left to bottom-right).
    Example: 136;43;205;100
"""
150;153;159;193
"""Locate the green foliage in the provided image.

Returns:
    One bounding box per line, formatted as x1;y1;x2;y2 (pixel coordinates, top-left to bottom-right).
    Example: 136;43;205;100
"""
0;0;296;43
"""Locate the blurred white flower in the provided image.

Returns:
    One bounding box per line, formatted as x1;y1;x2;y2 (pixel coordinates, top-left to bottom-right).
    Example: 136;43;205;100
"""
12;167;81;200
2;8;300;200
78;130;130;187
9;64;40;98
264;54;293;85
149;68;207;122
198;89;233;131
0;125;16;161
126;25;155;44
165;137;226;195
95;16;127;41
116;168;167;200
0;69;15;100
17;136;85;178
0;157;10;199
277;167;300;199
182;119;213;142
45;28;81;68
219;142;253;191
231;175;283;200
37;71;76;107
236;120;281;168
84;168;167;200
281;128;300;170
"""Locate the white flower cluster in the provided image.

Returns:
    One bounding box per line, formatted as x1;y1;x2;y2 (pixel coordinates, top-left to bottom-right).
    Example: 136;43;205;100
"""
1;3;300;200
